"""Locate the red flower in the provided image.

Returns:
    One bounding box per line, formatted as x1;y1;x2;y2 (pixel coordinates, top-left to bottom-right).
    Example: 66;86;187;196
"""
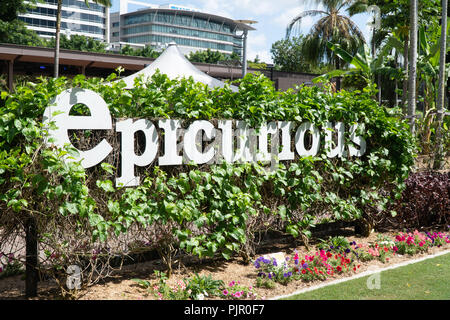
326;252;332;258
336;266;342;272
383;247;389;253
301;269;306;274
353;267;356;271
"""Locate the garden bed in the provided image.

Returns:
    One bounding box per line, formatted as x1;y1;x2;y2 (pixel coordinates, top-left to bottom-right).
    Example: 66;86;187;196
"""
1;226;449;300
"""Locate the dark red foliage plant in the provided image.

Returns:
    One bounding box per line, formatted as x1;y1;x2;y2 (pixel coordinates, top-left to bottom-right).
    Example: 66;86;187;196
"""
393;171;449;228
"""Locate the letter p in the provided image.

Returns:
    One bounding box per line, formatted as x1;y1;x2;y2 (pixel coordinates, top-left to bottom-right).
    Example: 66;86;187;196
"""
116;119;159;187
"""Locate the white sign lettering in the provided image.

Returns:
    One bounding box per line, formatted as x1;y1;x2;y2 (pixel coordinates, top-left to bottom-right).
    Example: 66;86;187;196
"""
43;89;367;187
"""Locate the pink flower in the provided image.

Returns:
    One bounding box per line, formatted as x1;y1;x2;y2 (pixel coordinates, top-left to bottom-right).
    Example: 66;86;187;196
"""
406;236;414;245
223;289;228;296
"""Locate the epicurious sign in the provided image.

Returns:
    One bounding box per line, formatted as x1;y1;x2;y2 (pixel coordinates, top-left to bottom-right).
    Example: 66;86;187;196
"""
43;88;366;187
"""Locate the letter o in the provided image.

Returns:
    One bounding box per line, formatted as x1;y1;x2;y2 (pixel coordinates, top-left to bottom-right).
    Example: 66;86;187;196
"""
295;122;320;157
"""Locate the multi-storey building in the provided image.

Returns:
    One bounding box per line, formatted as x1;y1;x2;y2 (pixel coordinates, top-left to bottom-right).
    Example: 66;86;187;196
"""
18;0;109;42
110;1;254;57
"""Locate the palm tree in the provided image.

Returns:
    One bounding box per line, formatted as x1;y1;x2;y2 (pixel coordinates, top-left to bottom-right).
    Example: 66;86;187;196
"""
347;0;410;113
433;0;448;170
54;0;111;78
286;0;366;90
407;0;418;134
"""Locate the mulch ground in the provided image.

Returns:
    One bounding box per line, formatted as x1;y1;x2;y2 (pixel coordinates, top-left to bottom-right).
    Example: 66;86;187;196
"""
1;226;449;300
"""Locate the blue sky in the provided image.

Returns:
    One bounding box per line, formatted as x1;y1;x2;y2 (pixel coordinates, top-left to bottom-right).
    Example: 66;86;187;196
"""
110;0;372;63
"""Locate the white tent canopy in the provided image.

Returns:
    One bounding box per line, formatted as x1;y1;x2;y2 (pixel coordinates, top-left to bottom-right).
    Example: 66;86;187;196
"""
118;43;238;91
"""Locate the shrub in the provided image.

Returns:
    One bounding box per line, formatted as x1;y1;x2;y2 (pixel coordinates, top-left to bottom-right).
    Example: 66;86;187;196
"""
390;171;449;228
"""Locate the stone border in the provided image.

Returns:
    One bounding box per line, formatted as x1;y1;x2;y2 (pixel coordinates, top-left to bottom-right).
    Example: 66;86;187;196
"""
270;249;450;300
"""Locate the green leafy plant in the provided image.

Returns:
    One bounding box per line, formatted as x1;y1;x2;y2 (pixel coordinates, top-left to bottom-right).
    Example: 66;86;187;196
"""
184;273;225;300
317;236;351;253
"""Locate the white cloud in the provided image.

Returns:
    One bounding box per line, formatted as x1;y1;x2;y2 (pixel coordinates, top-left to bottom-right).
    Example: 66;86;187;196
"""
273;5;307;27
248;32;267;48
248;48;273;64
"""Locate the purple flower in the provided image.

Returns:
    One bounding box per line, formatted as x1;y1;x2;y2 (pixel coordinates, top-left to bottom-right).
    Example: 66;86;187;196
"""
302;263;308;269
272;259;278;267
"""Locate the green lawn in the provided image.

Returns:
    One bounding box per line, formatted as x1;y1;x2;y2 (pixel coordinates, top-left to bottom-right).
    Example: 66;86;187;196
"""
281;252;450;300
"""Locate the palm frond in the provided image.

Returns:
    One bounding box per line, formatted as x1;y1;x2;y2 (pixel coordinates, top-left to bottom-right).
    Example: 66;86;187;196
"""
286;10;328;38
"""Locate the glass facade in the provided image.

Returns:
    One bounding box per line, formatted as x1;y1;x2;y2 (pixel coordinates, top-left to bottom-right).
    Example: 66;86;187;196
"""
19;0;107;40
123;24;233;43
42;0;106;13
124;12;232;33
126;34;234;52
27;7;105;24
120;10;242;55
19;17;105;35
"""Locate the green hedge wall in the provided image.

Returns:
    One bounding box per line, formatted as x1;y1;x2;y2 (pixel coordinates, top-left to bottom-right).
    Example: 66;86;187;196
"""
0;71;416;277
